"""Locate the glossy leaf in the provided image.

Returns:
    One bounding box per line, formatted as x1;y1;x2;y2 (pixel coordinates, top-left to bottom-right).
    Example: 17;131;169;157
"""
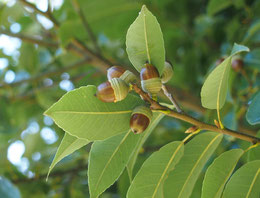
207;0;232;16
246;92;260;125
222;160;260;198
47;133;89;179
127;141;184;198
201;44;249;110
0;177;20;198
202;149;244;198
164;132;223;198
44;85;144;141
88;112;163;198
126;5;165;75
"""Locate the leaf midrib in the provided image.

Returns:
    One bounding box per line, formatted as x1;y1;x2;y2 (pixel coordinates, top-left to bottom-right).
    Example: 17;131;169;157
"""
245;168;260;198
178;134;222;198
151;142;183;198
217;58;230;112
48;110;132;115
143;7;151;63
92;130;132;196
213;152;243;198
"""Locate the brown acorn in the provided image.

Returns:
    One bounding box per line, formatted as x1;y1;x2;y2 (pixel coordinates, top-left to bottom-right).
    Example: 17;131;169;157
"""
96;78;129;103
140;63;162;97
215;57;225;66
107;66;137;84
130;106;153;134
231;58;243;72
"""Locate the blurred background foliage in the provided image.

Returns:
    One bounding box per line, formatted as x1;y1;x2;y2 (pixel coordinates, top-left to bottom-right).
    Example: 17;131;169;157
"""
0;0;259;197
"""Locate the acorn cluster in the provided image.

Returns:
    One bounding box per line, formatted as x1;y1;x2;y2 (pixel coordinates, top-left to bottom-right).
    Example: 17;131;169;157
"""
96;61;173;134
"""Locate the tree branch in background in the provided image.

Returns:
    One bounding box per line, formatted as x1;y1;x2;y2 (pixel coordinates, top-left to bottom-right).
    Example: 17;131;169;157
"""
0;29;59;48
11;164;88;184
0;59;89;88
19;0;59;28
132;84;260;144
72;0;101;54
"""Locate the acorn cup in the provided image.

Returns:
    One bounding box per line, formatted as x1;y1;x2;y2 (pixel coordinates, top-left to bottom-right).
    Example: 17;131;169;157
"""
161;61;173;84
130;105;153;134
140;63;162;98
107;66;137;84
96;78;129;103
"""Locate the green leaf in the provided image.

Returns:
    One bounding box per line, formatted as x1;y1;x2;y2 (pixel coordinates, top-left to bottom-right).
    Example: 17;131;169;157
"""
127;141;184;198
246;92;260;125
207;0;232;16
88;112;163;198
47;133;89;179
44;85;145;141
202;149;244;198
222;160;260;198
126;5;165;75
201;43;249;110
0;177;20;198
164;132;223;198
248;132;260;162
231;43;250;56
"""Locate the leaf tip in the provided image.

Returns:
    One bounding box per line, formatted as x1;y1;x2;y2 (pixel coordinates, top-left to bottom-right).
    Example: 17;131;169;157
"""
141;4;147;11
43;109;52;117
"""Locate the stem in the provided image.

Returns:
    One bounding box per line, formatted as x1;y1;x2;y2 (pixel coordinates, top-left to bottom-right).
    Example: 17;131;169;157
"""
162;85;182;113
11;163;88;184
0;59;89;88
72;0;101;54
0;29;58;48
132;84;260;144
19;0;59;28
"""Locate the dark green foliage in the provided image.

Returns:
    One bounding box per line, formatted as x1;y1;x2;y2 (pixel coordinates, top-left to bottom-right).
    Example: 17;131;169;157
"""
0;0;260;197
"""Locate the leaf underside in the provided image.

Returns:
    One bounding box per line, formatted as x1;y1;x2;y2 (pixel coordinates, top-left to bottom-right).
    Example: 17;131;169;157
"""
44;85;145;141
164;132;223;198
202;149;244;198
126;5;165;75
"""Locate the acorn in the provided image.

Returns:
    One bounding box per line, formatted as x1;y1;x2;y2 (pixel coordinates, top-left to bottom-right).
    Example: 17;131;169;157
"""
231;57;243;72
140;63;162;97
96;78;129;103
107;66;137;84
215;57;225;66
161;61;173;83
130;106;153;134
